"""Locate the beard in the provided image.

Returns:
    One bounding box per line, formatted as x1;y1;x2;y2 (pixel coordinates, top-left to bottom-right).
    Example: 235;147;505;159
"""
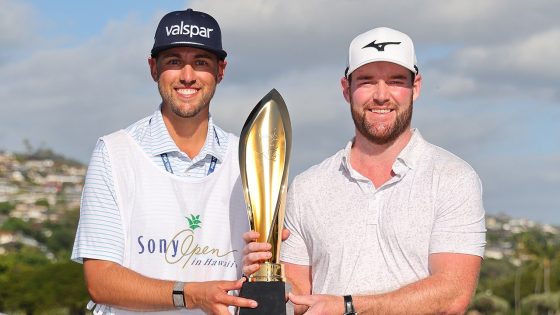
157;81;216;119
350;97;413;145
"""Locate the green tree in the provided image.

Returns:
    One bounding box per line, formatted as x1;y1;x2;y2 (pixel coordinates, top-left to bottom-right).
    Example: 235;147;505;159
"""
0;247;50;314
35;198;50;207
1;217;31;233
45;261;89;314
0;201;14;215
478;258;516;290
44;208;80;259
469;291;510;315
516;229;560;294
513;229;560;314
521;292;560;315
0;250;88;314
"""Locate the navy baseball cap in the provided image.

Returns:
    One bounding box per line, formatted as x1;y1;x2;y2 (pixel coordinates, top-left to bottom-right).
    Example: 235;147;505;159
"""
151;9;227;59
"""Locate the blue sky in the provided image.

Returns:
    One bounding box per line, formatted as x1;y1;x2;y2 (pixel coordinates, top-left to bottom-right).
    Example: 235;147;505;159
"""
1;0;559;225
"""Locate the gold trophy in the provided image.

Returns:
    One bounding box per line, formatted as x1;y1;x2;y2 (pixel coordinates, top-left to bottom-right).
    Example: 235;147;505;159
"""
238;89;291;315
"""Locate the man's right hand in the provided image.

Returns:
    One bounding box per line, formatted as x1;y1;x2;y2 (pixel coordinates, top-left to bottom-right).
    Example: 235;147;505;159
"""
186;278;257;314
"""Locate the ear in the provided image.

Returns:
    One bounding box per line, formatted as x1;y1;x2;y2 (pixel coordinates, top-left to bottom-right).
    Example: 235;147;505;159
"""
148;57;158;82
412;73;422;101
341;76;351;103
217;60;227;83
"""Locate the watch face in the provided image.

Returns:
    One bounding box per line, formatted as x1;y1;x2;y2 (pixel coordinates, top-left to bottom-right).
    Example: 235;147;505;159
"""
343;295;356;315
173;292;185;308
173;281;186;308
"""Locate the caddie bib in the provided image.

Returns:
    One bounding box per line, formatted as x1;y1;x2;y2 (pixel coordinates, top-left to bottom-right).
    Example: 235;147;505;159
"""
98;130;248;315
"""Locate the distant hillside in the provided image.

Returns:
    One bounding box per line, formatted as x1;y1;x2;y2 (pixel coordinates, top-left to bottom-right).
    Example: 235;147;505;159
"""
2;147;84;168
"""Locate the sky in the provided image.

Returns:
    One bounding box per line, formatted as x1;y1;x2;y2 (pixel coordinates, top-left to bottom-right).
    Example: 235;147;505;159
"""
1;0;559;225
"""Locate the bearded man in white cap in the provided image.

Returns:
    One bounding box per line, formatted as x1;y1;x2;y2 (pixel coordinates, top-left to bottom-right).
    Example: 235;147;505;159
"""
250;27;486;315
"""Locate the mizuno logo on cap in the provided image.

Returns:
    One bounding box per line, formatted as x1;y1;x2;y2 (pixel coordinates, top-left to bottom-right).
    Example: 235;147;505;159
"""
363;40;401;51
165;21;214;38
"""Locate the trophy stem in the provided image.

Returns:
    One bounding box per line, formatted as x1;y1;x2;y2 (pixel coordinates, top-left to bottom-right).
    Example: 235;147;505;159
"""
247;262;285;282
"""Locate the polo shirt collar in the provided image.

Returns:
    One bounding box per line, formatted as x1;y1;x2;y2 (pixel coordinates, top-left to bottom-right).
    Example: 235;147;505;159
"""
148;108;224;162
149;108;178;156
394;128;425;171
202;117;225;162
341;128;426;179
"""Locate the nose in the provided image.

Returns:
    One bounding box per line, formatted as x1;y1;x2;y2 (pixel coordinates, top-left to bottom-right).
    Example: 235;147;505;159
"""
372;81;390;105
179;64;196;85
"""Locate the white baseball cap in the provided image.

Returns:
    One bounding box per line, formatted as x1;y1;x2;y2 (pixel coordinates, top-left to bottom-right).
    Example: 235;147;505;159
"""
345;27;418;77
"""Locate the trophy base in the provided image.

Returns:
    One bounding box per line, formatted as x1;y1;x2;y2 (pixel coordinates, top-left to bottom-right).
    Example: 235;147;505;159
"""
238;281;286;315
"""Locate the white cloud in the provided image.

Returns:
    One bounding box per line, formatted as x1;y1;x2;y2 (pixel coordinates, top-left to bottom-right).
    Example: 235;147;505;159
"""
423;26;560;102
0;0;41;61
211;65;353;174
0;0;559;224
475;153;560;224
453;28;560;78
184;0;560;103
0;0;35;44
0;14;158;158
500;28;560;77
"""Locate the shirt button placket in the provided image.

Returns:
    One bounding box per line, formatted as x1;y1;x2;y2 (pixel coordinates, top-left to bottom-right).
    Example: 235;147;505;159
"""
366;185;378;225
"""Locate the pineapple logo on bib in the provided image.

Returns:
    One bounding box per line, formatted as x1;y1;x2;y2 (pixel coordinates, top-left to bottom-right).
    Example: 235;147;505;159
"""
186;214;202;230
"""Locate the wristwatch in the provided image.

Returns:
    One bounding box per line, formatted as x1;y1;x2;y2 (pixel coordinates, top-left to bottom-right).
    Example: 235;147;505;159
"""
343;295;357;315
172;281;186;308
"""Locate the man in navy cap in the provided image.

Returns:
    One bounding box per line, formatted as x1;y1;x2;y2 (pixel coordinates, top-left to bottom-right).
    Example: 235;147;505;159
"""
72;9;259;315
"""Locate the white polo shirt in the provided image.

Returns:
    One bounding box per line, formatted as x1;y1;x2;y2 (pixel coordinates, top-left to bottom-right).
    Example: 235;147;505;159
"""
280;129;486;295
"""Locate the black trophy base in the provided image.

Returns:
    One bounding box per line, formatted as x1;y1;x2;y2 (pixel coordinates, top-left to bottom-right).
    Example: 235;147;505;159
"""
238;281;286;315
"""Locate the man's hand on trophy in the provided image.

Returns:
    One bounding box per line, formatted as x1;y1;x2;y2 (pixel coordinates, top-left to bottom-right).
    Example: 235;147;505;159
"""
185;278;257;314
241;229;290;276
288;292;344;315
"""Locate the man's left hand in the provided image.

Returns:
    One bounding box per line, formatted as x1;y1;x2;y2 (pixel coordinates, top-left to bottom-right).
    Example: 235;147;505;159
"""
288;292;344;315
241;229;290;276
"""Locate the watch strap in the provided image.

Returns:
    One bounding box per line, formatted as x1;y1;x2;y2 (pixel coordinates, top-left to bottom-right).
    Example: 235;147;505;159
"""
172;281;186;308
343;295;357;315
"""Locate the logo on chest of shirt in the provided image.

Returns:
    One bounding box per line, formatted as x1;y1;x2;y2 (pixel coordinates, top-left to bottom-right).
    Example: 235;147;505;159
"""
136;213;238;269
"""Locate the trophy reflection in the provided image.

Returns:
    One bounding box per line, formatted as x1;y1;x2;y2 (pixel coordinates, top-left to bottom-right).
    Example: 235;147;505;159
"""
238;89;291;315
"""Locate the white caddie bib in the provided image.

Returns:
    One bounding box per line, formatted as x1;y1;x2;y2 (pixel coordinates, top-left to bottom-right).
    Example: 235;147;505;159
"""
96;130;248;315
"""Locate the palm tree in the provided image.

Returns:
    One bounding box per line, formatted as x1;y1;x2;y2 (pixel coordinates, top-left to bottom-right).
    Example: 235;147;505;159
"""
515;228;560;315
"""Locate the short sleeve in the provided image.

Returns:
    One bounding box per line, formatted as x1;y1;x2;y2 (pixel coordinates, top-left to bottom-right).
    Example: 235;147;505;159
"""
280;178;311;265
430;168;486;257
71;139;125;264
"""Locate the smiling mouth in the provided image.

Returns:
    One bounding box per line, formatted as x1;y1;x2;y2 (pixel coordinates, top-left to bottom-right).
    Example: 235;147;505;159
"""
176;88;198;96
368;108;392;114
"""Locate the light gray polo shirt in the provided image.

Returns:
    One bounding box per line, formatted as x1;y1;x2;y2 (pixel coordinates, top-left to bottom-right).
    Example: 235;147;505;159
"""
280;129;486;295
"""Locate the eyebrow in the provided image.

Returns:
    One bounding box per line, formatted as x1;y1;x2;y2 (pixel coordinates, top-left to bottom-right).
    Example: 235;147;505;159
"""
389;74;409;80
355;74;374;81
194;52;214;60
355;73;409;81
158;52;181;60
